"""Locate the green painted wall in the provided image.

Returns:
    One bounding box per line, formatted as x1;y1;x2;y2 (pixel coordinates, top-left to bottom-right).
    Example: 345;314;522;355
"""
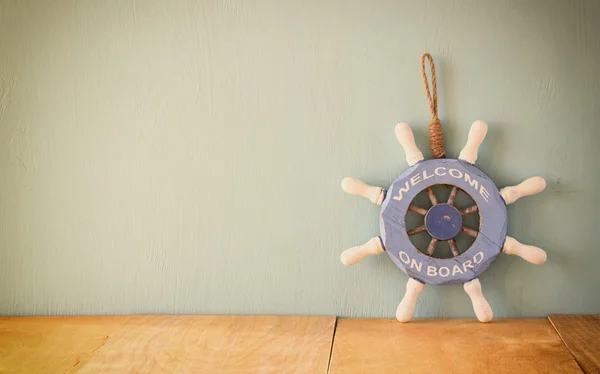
1;0;599;317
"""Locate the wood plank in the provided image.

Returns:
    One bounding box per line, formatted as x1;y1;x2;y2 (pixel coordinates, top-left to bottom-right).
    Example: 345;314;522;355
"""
549;315;600;373
0;316;131;374
329;318;582;374
79;315;335;374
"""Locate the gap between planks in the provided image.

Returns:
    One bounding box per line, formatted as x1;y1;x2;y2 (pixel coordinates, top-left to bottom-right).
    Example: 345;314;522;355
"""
326;317;339;374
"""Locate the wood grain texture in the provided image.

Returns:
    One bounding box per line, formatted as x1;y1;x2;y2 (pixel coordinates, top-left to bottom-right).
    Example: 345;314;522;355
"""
549;315;600;373
79;315;335;374
0;316;130;374
329;318;582;374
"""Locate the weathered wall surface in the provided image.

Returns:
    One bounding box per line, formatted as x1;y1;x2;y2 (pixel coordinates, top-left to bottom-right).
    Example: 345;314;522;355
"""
1;0;598;317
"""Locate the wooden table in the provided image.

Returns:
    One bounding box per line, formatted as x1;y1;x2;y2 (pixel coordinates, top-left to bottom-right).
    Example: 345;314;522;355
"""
0;315;597;373
549;315;600;374
329;318;582;374
0;315;335;374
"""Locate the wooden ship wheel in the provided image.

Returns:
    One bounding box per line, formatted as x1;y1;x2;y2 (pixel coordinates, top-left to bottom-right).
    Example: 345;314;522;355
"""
340;121;547;323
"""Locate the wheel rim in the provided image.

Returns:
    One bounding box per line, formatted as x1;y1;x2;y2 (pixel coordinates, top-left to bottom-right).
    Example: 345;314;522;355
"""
379;159;507;285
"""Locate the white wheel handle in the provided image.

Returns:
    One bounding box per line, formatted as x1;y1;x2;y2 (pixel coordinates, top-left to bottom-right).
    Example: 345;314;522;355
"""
500;176;546;205
340;237;384;266
459;120;488;164
464;279;493;323
503;236;547;265
341;177;384;205
396;278;424;322
395;123;424;167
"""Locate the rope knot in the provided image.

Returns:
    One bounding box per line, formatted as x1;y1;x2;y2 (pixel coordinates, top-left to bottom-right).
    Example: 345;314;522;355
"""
420;53;446;158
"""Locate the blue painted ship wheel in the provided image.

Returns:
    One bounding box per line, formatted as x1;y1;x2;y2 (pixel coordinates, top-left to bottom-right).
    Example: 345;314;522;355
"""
340;121;548;322
380;158;507;285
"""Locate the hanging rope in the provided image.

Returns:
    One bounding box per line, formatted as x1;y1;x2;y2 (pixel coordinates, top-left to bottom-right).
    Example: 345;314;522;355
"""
420;53;446;158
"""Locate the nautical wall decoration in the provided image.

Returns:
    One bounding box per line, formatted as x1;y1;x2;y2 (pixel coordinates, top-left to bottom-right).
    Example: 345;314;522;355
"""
340;54;547;322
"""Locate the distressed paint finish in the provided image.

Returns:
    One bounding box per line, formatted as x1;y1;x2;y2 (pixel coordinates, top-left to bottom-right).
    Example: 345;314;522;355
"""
0;0;600;318
380;159;507;284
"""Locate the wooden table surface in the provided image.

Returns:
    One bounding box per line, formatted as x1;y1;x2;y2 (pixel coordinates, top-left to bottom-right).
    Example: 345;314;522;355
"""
0;315;597;373
0;316;131;374
329;318;582;374
0;315;335;374
549;315;600;374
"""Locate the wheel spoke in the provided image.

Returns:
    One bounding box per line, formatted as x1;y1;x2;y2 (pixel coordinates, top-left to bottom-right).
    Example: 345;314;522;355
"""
426;187;438;205
447;186;459;205
408;205;428;215
426;238;438;255
448;238;460;256
407;225;427;236
459;205;479;215
461;226;478;237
